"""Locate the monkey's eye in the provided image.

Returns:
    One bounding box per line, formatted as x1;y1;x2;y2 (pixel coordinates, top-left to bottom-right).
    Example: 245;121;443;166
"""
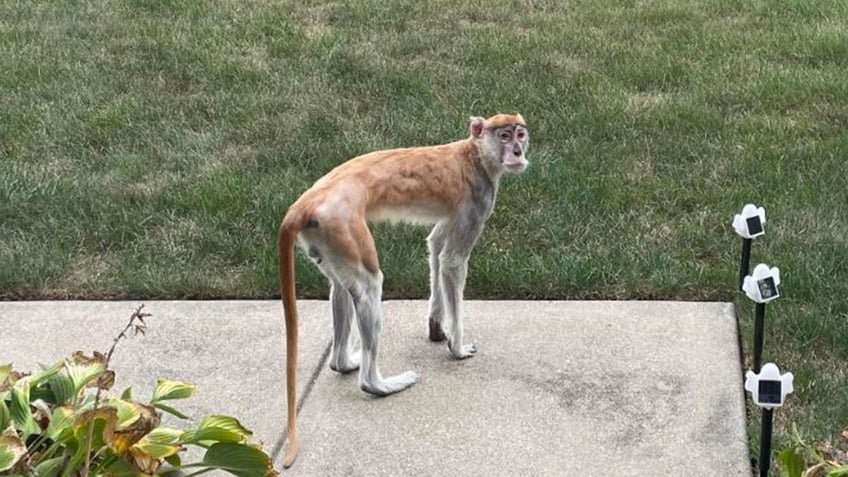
499;131;511;142
517;131;526;140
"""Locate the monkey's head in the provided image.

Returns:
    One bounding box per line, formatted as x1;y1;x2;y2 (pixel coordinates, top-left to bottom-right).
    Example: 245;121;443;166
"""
470;113;529;175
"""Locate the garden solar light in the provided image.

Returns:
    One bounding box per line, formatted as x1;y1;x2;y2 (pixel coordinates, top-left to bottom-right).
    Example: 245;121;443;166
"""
733;203;766;239
746;362;794;477
745;362;794;410
743;264;781;304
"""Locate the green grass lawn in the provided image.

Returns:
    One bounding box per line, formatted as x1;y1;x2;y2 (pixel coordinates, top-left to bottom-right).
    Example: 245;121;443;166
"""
2;0;846;467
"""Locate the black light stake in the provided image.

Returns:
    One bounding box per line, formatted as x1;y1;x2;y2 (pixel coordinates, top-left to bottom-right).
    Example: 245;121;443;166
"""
746;363;794;477
759;408;774;477
742;263;781;373
739;238;752;292
753;302;765;372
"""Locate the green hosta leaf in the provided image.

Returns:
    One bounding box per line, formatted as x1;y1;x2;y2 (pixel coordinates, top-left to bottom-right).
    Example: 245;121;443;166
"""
829;465;848;477
201;442;277;477
152;379;195;402
777;447;804;477
73;407;117;451
10;383;40;437
127;429;183;470
164;453;182;468
47;406;75;441
0;434;26;472
78;392;96;410
198;416;253;438
121;387;132;400
106;398;142;429
181;416;255;446
66;354;106;395
0;364;11;386
152;402;190;420
181;426;245;445
28;361;63;387
134;442;181;459
104;455;144;477
144;428;182;445
0;400;9;431
47;371;75;406
33;456;64;477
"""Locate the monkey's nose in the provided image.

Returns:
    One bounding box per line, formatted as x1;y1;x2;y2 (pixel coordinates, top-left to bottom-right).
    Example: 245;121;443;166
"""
513;144;522;156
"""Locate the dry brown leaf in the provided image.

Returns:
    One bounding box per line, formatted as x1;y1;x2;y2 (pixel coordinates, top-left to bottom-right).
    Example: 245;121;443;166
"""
0;370;26;393
71;351;106;365
802;462;825;477
96;370;116;391
109;402;161;454
127;446;160;474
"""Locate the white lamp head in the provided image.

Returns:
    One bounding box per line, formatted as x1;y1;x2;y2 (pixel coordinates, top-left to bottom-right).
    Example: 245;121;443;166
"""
745;363;794;409
733;204;766;239
742;263;781;303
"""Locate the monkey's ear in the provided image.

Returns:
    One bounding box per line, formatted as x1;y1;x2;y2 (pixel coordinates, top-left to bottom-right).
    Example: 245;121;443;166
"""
469;116;485;138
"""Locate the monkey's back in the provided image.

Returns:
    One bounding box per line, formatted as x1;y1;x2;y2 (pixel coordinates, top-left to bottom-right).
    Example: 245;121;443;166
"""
288;139;480;227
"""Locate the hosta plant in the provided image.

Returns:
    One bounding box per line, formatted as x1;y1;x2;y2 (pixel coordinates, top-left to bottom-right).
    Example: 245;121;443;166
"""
0;306;277;477
776;425;848;477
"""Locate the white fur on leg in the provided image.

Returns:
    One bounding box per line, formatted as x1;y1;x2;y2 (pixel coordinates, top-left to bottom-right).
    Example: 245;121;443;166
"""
439;253;476;359
346;270;418;395
426;222;448;341
329;281;361;373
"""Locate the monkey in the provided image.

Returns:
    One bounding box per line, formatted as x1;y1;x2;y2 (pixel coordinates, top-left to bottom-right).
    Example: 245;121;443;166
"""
277;113;529;467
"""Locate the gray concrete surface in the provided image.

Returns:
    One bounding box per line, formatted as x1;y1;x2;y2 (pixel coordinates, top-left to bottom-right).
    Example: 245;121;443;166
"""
0;301;331;455
0;300;750;476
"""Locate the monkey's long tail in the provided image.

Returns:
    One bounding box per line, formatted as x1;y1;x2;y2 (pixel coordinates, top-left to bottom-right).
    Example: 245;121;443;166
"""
278;220;299;469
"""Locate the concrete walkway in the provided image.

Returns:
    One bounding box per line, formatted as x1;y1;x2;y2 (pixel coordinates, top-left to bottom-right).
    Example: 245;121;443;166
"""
0;301;750;476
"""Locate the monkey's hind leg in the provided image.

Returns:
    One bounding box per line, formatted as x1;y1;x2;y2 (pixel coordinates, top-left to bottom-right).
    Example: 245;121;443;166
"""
349;269;418;396
300;229;362;374
329;280;361;373
320;216;417;396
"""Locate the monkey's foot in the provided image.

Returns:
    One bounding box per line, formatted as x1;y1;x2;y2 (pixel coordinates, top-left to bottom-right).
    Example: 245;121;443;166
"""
448;342;477;360
360;371;418;396
428;319;447;342
329;351;361;374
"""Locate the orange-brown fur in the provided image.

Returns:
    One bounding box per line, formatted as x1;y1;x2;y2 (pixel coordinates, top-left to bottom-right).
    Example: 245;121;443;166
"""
277;113;526;469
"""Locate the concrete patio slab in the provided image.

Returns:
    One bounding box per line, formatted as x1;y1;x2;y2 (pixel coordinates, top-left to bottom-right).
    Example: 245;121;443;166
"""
0;300;750;476
289;301;750;477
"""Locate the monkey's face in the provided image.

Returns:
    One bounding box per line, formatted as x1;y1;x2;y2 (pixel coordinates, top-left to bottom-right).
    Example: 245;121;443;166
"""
492;124;529;174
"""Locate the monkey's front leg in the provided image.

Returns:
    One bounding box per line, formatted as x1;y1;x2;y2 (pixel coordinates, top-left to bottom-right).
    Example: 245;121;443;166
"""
426;223;447;342
439;253;477;359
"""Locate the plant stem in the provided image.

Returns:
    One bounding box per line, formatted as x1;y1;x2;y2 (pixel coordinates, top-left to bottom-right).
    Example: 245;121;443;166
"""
80;305;148;477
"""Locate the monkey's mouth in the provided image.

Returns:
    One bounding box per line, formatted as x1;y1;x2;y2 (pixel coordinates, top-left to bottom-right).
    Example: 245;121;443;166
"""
504;161;528;173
